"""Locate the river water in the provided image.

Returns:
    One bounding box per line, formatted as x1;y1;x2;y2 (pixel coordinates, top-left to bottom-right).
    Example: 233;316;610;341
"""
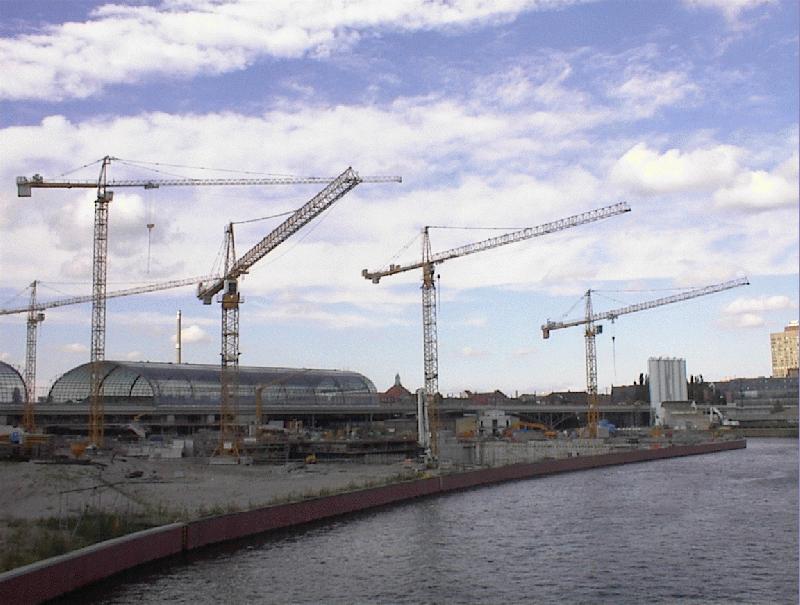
77;439;797;604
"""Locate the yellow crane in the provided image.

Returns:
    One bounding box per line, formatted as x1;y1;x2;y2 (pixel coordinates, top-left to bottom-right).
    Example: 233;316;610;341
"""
16;157;399;447
362;202;631;460
541;277;749;437
1;274;219;432
197;168;401;457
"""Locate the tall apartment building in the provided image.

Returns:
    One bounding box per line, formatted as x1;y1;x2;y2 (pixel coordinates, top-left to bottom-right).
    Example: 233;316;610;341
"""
770;320;799;378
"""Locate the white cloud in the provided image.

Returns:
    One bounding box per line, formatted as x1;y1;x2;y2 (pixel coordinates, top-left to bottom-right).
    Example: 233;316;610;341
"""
255;301;410;329
125;351;143;361
460;346;488;358
610;142;743;194
171;324;211;344
0;90;795;335
462;316;488;328
713;155;799;212
722;295;796;315
719;294;796;331
682;0;777;26
0;0;588;101
61;343;89;353
724;312;765;328
609;70;700;118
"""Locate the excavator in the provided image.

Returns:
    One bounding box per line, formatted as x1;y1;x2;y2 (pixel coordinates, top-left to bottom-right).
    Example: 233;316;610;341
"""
506;420;557;439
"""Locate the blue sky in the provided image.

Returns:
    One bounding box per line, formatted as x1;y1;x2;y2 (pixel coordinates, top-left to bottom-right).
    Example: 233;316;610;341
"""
0;0;797;397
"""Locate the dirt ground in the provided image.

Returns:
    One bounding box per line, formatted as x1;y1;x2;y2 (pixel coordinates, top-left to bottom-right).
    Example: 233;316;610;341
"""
0;456;411;523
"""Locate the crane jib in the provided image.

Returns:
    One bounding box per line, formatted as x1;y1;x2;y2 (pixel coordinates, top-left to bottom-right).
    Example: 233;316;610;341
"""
363;202;630;281
541;277;749;334
16;174;400;197
196;168;366;302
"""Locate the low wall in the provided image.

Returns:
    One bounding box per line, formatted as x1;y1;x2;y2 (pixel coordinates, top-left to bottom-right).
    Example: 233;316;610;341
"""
0;523;185;604
0;439;745;604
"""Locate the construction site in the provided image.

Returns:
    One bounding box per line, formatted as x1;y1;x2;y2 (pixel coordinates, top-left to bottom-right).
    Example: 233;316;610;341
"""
0;157;776;591
0;158;775;459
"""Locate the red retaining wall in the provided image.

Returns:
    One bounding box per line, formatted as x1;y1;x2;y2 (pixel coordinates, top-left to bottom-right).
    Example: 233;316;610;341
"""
0;439;745;604
0;523;185;605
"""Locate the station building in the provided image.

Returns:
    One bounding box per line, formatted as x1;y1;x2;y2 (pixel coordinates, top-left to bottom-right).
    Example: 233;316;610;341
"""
0;361;26;405
1;361;382;433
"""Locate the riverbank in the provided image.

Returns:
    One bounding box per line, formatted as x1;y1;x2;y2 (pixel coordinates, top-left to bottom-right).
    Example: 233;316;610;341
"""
0;457;410;571
0;439;745;603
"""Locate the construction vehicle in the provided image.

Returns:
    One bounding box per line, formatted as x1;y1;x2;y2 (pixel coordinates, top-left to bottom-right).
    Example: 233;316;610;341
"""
709;406;740;427
362;202;631;461
511;420;557;438
16;157;399;447
1;275;219;433
196;167;401;457
541;277;749;438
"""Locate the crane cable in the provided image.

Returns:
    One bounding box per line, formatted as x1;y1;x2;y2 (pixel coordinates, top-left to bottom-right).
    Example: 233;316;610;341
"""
611;322;617;384
427;225;527;231
114;157;321;178
231;209;296;225
0;285;31;308
379;231;421;272
54;158;105;178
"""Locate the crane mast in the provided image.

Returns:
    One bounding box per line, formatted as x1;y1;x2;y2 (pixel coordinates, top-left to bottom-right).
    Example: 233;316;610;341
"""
219;224;240;456
363;202;631;460
541;277;749;436
584;291;600;437
197;167;400;456
17;156;399;448
421;228;439;457
89;157;112;446
3;274;221;434
23;282;44;432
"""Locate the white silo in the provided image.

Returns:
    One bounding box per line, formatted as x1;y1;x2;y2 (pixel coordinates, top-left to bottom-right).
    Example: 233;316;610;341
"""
648;357;688;425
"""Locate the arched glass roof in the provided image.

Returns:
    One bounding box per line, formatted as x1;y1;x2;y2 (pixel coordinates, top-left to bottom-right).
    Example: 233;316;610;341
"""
48;361;378;407
0;361;26;405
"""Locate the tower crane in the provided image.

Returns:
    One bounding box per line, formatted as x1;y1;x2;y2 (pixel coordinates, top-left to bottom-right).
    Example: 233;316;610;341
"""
1;274;220;433
541;276;749;437
16;156;398;447
196;167;401;456
362;201;631;460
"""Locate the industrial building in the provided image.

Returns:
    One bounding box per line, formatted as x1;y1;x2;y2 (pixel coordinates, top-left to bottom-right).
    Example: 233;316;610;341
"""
770;320;799;378
648;357;688;425
714;376;799;426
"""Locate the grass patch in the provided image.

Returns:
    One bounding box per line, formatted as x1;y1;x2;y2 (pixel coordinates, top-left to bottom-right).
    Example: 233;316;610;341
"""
0;509;171;573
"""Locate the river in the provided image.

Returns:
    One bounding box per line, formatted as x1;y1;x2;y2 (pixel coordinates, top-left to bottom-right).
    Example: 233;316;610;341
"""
74;438;798;604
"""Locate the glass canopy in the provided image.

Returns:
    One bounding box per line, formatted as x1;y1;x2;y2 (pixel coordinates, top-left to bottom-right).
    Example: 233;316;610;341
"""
48;361;378;407
0;361;26;404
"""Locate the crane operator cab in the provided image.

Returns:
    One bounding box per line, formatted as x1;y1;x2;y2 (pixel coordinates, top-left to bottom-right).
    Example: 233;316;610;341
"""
221;279;240;309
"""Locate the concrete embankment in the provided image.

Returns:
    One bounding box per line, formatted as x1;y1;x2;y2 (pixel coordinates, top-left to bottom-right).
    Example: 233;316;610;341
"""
0;439;745;604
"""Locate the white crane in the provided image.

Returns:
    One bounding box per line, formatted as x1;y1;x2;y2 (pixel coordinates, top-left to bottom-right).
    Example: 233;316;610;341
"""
363;202;631;459
541;277;750;437
196;167;401;456
16;157;398;446
1;274;220;432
